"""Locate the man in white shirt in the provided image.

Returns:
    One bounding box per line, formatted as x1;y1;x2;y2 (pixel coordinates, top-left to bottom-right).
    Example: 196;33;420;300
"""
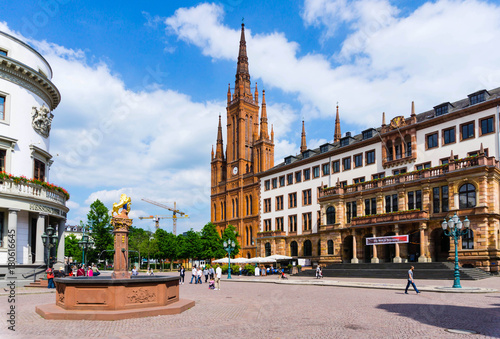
215;265;222;290
190;266;197;284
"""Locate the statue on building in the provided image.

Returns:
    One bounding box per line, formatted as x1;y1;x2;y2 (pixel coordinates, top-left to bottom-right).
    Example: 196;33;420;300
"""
31;104;54;138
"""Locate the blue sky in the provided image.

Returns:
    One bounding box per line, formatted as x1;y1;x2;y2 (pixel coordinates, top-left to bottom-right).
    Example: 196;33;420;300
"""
2;0;500;233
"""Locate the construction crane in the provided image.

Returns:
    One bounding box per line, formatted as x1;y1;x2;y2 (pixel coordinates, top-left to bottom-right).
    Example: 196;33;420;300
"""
138;215;188;230
141;198;188;235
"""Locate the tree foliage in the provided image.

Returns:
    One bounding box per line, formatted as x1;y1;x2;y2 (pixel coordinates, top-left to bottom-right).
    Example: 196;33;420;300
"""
64;234;82;261
200;222;225;260
182;229;202;260
87;199;113;263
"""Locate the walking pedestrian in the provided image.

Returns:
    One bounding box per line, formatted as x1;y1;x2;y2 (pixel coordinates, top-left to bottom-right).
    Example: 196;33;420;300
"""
209;266;215;279
204;266;209;283
197;267;203;284
405;266;420;294
316;265;321;279
179;265;185;284
190;266;197;284
215;265;222;290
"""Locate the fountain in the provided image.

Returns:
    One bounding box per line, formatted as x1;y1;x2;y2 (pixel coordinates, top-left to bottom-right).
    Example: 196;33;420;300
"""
36;195;195;320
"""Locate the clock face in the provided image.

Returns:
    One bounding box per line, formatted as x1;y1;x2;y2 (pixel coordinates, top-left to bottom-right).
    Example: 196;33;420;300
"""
233;166;238;175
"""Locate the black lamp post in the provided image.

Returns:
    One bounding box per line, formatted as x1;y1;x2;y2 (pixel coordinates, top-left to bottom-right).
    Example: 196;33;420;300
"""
78;228;94;267
41;225;58;268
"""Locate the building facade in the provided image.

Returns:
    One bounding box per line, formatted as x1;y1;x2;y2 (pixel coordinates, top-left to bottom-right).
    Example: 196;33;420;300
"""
0;30;68;268
257;89;500;273
211;24;274;258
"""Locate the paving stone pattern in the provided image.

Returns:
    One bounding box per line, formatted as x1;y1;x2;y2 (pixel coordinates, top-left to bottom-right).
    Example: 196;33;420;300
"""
1;275;499;338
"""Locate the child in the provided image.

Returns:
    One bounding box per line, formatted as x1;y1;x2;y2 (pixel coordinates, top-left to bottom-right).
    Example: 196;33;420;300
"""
208;279;215;290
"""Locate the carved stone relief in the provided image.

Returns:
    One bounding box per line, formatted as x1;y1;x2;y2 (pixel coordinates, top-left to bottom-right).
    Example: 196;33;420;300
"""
31;104;53;138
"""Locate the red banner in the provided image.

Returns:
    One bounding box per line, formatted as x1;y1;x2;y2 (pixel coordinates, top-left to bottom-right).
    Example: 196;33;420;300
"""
366;235;409;245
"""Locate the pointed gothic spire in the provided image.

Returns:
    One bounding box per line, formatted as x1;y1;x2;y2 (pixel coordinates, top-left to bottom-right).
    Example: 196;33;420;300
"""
300;120;307;153
334;104;342;143
271;124;274;142
254;82;259;104
260;90;269;140
215;114;224;159
382;112;386;127
211;145;214;159
411;101;416;117
235;23;251;98
227;83;231;104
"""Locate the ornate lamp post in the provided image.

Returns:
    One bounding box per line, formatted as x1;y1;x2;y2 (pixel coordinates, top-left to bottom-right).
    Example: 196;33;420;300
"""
78;228;94;267
223;240;235;279
441;213;470;288
41;225;58;268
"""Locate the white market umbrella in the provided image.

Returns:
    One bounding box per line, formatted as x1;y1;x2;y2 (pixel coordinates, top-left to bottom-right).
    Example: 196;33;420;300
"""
249;257;276;263
212;258;229;264
231;258;250;264
265;254;292;261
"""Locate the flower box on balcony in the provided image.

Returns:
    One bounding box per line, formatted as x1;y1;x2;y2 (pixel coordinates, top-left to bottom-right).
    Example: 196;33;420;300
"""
351;210;427;226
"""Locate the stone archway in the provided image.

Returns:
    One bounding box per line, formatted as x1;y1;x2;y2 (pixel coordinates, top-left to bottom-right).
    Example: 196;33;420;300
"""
342;235;353;263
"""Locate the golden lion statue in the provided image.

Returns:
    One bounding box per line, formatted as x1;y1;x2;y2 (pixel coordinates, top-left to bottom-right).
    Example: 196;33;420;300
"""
112;194;131;217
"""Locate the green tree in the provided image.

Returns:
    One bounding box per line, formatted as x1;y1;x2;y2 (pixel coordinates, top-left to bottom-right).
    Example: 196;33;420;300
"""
87;199;113;264
183;229;201;260
64;234;82;262
200;222;225;261
129;226;150;269
155;229;177;271
222;224;241;258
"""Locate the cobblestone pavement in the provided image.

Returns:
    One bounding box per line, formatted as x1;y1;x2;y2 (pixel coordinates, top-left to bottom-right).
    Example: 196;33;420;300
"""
1;275;499;339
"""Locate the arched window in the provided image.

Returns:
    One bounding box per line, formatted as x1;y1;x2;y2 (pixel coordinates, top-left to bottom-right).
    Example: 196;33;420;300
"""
235;198;239;217
249;195;253;215
459;184;476;208
290;241;298;256
265;242;271;257
304;240;312;256
317;240;321;256
327;240;334;255
232;199;235;218
220;202;224;220
245;196;249;216
249;226;253;245
462;229;474;249
246;227;249;246
326;206;336;224
213;203;217;221
223;201;226;220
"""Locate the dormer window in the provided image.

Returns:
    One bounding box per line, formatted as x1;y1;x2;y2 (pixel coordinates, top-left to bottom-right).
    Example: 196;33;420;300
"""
468;90;487;105
302;151;310;159
362;129;374;140
320;144;331;153
434;103;450;116
284;156;296;165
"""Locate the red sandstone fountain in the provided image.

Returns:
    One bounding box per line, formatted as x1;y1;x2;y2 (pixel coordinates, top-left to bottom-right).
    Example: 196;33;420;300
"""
36;194;195;320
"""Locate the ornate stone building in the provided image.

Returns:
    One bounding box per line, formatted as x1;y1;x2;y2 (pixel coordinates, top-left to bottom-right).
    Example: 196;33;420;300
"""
257;89;500;273
211;24;274;258
0;30;69;269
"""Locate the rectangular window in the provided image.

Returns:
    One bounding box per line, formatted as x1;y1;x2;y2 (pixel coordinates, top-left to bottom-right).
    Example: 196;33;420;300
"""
371;198;377;215
302;212;312;231
365;197;377;215
313;166;320;178
480;116;494;136
392;194;398;212
443;127;456;145
295;171;302;183
264;180;270;190
303;189;312;205
426;132;438;149
354;154;363;168
264;219;272;232
385;196;391;213
303;168;311;180
342;157;351;171
366;150;375;165
332;160;340;173
365;199;370;216
362;130;373;140
372;172;385;180
415;162;431;171
288;192;297;208
353;177;365;184
433;187;440;213
346;201;356;223
393;168;406;176
0;150;5;172
264;198;271;213
322;163;330;175
339;181;347;188
469;92;485;105
279;176;285;187
276;196;284;211
441;186;449;212
287;173;293;185
461;121;475;140
289;215;297;233
408;191;414;210
34;159;45;181
0;96;5;120
415;190;422;210
0;50;7;56
272;178;277;189
435;105;448;116
276;217;284;232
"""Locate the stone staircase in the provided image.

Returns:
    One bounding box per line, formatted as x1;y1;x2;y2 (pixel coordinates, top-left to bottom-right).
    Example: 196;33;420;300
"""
25;277;48;288
296;262;492;280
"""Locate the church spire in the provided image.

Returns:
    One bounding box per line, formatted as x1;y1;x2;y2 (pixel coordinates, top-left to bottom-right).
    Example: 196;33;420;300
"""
259;90;269;140
334;104;341;143
215;114;224;159
300;120;307;152
235;23;251;98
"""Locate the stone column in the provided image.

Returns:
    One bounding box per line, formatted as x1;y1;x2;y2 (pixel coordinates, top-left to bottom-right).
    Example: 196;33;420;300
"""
35;214;47;265
371;226;379;263
418;223;427;263
393;224;402;263
111;216;133;279
351;231;359;263
7;209;19;263
57;219;66;264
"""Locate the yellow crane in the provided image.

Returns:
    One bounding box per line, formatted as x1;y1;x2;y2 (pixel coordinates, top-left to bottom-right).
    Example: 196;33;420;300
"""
141;199;188;235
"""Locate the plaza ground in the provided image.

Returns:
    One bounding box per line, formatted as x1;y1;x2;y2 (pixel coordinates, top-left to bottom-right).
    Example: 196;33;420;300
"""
1;274;499;338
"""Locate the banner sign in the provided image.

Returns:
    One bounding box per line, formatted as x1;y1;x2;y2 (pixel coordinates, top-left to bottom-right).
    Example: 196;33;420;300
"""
366;235;409;245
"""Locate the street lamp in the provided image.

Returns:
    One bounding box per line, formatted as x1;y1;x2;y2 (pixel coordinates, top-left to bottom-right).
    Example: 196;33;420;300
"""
223;240;236;279
441;213;470;288
41;225;58;268
78;228;94;267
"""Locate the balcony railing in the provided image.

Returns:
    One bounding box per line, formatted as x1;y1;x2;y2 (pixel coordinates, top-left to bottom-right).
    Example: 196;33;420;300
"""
320;154;498;199
0;178;67;206
351;210;428;226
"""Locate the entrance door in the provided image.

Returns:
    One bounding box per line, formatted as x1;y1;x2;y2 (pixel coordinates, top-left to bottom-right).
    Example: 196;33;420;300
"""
342;236;353;263
363;234;373;263
431;228;450;262
407;230;420;262
384;232;396;262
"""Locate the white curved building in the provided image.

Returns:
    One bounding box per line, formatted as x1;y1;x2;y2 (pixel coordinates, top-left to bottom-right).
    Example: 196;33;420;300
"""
0;30;68;271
